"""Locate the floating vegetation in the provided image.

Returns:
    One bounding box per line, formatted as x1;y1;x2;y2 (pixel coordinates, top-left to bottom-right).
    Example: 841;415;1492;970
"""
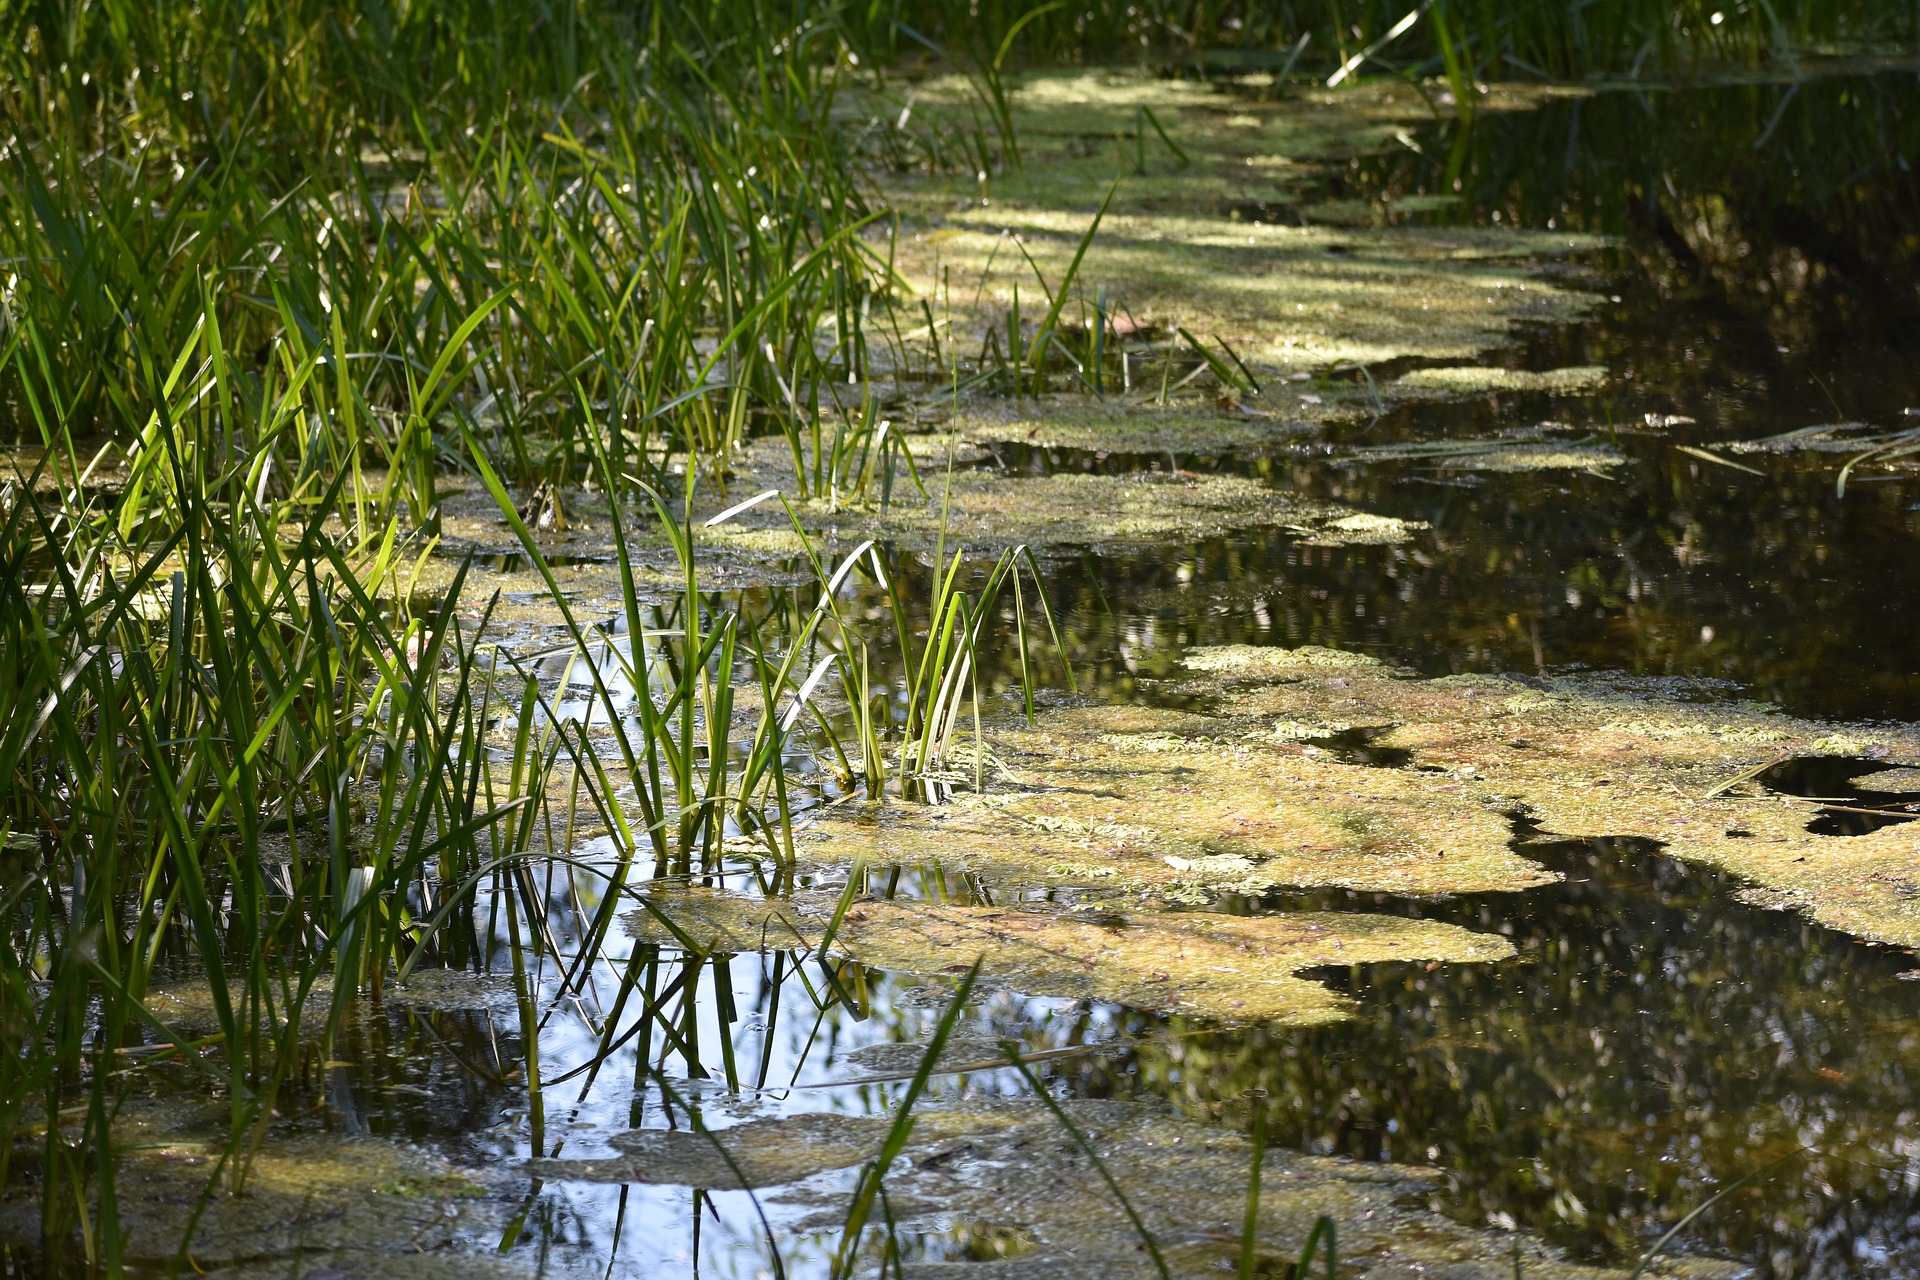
883;73;1605;378
625;887;1512;1024
1722;422;1891;453
388;969;524;1015
791;696;1550;902
8;0;1919;1271
952;398;1324;455
430;450;1427;573
0;1101;509;1278
741;1100;1725;1280
1188;646;1920;946
1342;428;1626;473
1853;766;1920;793
1715;422;1920;494
770;640;1920;946
527;1113;894;1189
531;1103;1653;1276
1392;365;1609;395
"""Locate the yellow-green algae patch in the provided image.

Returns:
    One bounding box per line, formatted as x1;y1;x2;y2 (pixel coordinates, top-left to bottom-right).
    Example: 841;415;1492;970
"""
1188;644;1920;946
713;464;1423;552
873;71;1607;374
793;697;1548;901
1343;433;1626;473
1854;765;1920;793
0;1100;514;1278
951;396;1325;455
624;886;1513;1025
1393;365;1609;395
731;1099;1727;1280
421;441;1427;575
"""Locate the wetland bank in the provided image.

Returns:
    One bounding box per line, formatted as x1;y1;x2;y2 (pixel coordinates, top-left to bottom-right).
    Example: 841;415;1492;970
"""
5;4;1920;1278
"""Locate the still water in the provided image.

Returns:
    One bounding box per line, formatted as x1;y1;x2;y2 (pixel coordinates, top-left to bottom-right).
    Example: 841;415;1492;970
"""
287;69;1920;1279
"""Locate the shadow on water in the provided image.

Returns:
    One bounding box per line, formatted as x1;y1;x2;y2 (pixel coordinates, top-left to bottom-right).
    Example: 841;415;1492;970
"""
810;70;1920;1276
1062;833;1920;1275
993;70;1920;725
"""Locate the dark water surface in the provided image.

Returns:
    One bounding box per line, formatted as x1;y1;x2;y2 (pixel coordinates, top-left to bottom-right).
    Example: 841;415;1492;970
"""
291;71;1920;1279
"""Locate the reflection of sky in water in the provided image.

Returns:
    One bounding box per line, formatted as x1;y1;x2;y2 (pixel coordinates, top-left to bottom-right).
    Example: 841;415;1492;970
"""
333;827;1920;1277
421;867;1106;1278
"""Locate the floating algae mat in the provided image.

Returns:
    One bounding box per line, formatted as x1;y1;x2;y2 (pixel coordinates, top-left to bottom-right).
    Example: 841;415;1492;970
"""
1195;645;1920;943
1391;365;1610;396
786;643;1920;945
423;436;1426;573
949;396;1325;456
527;1113;896;1189
529;1101;1739;1280
22;53;1920;1280
431;64;1920;1280
1340;427;1626;474
794;701;1547;900
0;1099;514;1279
878;72;1606;372
624;886;1512;1024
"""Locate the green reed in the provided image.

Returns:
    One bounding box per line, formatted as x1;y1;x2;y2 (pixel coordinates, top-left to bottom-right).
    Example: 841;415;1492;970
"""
840;0;1915;81
0;308;526;1260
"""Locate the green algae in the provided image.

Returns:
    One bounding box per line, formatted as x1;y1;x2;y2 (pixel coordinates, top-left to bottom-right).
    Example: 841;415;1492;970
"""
523;1097;1735;1277
722;465;1423;552
388;969;522;1015
876;72;1605;375
1392;365;1609;395
0;1099;512;1278
419;442;1427;598
1722;421;1884;453
525;1113;894;1189
790;695;1548;901
1343;430;1626;473
753;1098;1730;1280
1853;765;1920;793
743;637;1920;947
624;886;1513;1025
951;396;1324;455
843;1035;1011;1076
1188;645;1920;947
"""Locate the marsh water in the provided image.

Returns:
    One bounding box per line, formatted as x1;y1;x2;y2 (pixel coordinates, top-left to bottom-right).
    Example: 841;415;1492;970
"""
95;70;1920;1279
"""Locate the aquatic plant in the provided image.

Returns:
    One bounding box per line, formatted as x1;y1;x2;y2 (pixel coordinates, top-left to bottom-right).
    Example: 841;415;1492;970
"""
6;2;1916;1276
